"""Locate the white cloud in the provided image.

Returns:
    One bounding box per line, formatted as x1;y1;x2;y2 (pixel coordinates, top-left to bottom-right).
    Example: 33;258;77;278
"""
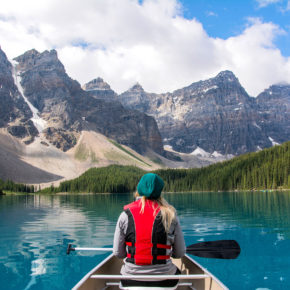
206;11;218;17
0;0;290;96
287;1;290;10
218;18;290;95
256;0;282;8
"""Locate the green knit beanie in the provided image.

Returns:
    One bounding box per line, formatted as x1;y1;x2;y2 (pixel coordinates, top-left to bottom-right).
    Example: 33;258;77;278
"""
137;173;164;199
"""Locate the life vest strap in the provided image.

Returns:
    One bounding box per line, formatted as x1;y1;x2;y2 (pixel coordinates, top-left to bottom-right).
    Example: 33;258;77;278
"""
125;242;171;264
125;242;171;249
156;243;171;249
126;254;170;261
156;255;170;260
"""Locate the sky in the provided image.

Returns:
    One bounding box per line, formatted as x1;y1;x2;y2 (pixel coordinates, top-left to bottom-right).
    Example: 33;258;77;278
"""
0;0;290;96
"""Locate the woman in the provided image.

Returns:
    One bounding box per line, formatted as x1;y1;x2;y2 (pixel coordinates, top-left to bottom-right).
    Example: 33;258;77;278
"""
113;173;186;288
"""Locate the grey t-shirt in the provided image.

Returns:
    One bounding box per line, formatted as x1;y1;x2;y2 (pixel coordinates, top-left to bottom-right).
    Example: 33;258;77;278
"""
113;210;186;275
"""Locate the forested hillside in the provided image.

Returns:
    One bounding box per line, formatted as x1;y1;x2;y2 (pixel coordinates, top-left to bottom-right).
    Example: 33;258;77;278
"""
42;165;146;194
45;141;289;193
157;141;289;192
0;179;35;193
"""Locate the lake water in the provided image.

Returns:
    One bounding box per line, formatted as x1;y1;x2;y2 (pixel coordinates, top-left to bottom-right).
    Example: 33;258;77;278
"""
0;191;289;290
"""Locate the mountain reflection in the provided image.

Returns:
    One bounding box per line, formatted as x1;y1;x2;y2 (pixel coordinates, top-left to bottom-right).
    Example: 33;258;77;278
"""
0;194;129;290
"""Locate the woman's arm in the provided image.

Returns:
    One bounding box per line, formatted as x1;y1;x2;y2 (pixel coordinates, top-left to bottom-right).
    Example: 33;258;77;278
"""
113;211;128;258
171;216;186;258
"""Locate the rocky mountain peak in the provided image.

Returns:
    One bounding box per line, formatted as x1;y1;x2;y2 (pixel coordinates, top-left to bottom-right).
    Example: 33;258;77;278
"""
263;84;290;96
256;84;290;107
172;70;248;107
83;77;117;100
14;49;64;73
83;77;112;91
129;82;144;92
21;48;40;57
215;70;238;82
199;70;241;91
13;49;39;68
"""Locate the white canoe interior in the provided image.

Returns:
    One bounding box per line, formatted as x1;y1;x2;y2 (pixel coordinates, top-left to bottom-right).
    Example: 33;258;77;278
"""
72;254;228;290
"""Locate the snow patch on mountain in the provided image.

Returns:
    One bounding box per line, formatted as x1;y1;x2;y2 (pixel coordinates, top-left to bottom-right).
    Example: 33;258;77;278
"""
212;151;223;157
268;137;280;146
11;60;47;133
191;146;211;157
202;85;218;93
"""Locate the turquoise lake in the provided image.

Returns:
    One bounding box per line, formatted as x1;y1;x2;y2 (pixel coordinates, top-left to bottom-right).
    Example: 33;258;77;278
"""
0;191;289;290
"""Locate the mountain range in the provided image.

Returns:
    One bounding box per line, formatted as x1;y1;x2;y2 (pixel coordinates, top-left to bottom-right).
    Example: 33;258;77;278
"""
117;71;290;155
82;68;289;156
0;46;289;185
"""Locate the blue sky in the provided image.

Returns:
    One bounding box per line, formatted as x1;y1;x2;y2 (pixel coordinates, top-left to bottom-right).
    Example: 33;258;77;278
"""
1;0;290;96
179;0;290;56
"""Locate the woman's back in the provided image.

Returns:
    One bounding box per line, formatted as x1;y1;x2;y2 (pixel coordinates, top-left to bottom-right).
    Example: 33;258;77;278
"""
113;173;186;276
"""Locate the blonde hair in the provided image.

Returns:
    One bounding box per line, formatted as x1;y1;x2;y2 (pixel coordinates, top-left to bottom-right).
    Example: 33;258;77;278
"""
135;193;176;233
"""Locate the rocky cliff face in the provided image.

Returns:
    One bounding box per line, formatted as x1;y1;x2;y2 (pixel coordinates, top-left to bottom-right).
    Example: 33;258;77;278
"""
119;71;288;155
0;47;38;144
3;48;164;154
81;97;164;154
83;77;117;100
14;49;81;128
256;84;290;145
117;83;158;112
13;49;85;150
81;79;163;154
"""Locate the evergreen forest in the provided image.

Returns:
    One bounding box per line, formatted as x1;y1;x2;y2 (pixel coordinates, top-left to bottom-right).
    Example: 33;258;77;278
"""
0;179;35;194
44;141;290;193
41;165;146;194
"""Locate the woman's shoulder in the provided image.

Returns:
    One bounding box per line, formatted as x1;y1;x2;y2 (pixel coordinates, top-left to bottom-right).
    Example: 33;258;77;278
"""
123;199;140;210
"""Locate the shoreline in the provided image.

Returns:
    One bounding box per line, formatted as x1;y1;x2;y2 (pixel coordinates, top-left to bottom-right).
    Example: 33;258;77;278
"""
2;188;290;195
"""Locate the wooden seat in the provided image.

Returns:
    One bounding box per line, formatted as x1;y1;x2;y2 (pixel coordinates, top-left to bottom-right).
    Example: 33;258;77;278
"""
119;284;178;290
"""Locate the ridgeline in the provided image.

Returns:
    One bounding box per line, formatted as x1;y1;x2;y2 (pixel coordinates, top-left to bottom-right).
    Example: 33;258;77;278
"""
42;141;289;193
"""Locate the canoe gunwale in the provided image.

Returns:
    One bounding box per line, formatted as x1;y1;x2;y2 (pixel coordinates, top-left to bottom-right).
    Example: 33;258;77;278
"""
72;253;229;290
184;254;228;290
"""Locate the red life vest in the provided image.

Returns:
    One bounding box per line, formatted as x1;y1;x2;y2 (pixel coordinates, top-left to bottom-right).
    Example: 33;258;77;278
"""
123;199;172;265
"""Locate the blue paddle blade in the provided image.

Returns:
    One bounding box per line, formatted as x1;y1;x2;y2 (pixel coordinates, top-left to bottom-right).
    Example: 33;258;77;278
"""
186;240;241;259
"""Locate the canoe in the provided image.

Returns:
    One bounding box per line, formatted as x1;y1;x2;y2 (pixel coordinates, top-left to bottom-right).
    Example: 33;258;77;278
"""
72;253;228;290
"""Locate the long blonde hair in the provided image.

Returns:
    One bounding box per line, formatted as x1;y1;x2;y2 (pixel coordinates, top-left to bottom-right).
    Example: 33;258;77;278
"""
135;193;176;233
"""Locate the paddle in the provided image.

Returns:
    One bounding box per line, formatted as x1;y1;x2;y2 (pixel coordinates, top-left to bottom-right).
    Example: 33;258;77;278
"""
186;239;240;259
67;239;240;259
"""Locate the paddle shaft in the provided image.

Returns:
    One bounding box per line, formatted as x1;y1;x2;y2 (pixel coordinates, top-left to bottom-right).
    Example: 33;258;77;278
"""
67;239;240;259
75;247;113;251
66;244;113;254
